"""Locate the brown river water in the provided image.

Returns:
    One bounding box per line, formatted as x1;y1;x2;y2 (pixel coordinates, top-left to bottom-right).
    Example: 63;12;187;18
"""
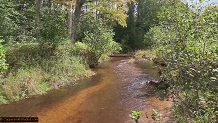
0;57;173;123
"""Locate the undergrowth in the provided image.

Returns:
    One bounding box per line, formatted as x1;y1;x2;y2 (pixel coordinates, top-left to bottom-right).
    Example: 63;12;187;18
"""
0;42;94;105
134;49;157;60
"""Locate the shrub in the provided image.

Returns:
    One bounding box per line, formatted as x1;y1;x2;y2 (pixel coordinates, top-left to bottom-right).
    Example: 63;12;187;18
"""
134;50;145;59
82;19;121;67
0;39;8;72
0;41;94;104
5;43;53;71
79;15;121;67
1;67;48;103
149;1;218;122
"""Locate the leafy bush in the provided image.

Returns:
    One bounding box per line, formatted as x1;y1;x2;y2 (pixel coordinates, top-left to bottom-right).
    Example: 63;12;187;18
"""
81;19;121;67
5;43;53;71
148;0;218;122
0;1;19;43
0;40;7;72
48;41;94;87
128;58;135;64
0;68;48;103
0;41;94;104
134;50;146;59
40;5;68;43
143;26;161;48
129;110;141;123
134;49;157;60
41;56;93;88
73;42;89;55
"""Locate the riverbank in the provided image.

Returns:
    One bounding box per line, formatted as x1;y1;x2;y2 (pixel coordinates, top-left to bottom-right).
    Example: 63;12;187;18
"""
128;50;174;122
0;43;95;105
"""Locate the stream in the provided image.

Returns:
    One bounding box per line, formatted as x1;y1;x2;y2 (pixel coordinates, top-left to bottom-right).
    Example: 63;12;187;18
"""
0;57;173;123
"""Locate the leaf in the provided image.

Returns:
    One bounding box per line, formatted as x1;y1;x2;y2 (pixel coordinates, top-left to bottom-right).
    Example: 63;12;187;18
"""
129;110;141;120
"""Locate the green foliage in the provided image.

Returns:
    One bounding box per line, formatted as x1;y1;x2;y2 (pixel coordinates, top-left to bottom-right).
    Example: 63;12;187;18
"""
0;0;19;42
0;95;8;105
1;67;47;102
40;5;68;43
73;42;89;55
0;0;129;105
39;41;94;86
41;56;93;87
0;40;8;71
47;41;94;85
134;49;157;59
0;0;68;44
0;0;38;43
134;50;146;59
114;0;162;51
5;43;53;71
128;58;135;64
148;0;218;122
0;41;94;104
80;16;121;67
143;26;160;48
93;0;128;27
129;110;141;123
135;0;161;48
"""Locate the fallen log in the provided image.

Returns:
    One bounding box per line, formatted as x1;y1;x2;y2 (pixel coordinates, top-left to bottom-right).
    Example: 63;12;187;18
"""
110;54;133;57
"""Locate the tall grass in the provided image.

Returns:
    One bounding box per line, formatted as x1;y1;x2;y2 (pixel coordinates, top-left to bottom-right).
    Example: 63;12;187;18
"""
0;42;94;104
134;49;157;60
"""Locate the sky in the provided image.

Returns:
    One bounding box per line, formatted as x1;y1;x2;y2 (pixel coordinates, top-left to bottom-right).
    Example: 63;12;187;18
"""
182;0;218;12
184;0;218;7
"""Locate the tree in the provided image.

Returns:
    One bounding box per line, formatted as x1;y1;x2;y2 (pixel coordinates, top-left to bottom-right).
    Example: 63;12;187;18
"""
70;0;86;43
70;0;132;44
0;40;7;71
78;15;121;67
40;1;68;44
35;0;42;42
114;0;162;51
67;0;73;38
136;0;161;48
126;2;136;50
0;0;19;43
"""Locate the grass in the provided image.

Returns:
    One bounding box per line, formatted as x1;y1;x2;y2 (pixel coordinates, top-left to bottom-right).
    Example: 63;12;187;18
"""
0;42;94;105
1;68;47;102
134;49;157;60
128;58;135;64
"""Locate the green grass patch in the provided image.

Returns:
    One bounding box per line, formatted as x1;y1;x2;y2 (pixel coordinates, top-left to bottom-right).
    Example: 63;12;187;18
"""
0;42;94;105
134;49;157;59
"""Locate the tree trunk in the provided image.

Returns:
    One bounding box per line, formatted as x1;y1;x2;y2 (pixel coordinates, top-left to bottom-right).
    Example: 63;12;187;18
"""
36;0;42;42
70;0;86;44
67;0;73;39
